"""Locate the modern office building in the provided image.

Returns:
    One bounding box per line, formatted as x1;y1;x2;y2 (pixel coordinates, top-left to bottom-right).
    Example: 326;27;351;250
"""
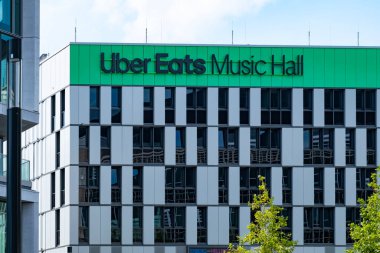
0;0;40;252
23;43;380;253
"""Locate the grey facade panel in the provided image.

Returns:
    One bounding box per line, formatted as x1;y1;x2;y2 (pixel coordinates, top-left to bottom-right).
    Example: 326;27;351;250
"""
345;89;356;127
313;89;325;127
292;88;303;127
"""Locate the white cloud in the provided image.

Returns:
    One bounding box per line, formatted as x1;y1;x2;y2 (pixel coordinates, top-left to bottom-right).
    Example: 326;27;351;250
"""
40;0;274;54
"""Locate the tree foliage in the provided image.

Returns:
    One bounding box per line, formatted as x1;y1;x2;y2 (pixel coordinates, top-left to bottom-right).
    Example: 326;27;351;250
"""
347;169;380;253
227;176;296;253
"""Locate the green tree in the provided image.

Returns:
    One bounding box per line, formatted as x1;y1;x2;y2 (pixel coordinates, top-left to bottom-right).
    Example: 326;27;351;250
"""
347;169;380;253
228;176;296;253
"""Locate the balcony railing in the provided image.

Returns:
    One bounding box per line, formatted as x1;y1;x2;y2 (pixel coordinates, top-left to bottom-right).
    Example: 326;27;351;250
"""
250;148;281;164
0;154;30;181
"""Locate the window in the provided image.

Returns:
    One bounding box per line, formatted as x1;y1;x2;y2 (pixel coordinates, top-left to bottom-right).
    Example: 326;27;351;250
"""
79;166;100;203
346;129;355;165
197;207;207;244
314;168;324;204
357;89;376;126
304;89;313;125
176;128;186;164
101;126;111;164
281;207;292;235
261;89;291;125
325;89;344;125
219;167;229;204
56;209;60;246
240;167;271;203
133;127;164;164
111;87;121;123
51;172;55;209
346;207;360;243
218;128;239;164
282;167;292;205
111;206;121;243
367;129;376;165
144;87;154;124
187;88;207;124
240;88;249;124
165;167;196;203
250;128;281;164
90;87;100;123
133;167;143;203
60;168;65;206
197;128;207;164
165;87;175;124
304;208;334;244
219;88;228;124
111;167;121;203
335;168;345;205
229;207;239;243
79;126;89;164
60;90;65;127
133;206;143;243
304;128;334;165
154;207;186;243
356;167;375;202
56;131;60;168
79;206;89;243
51;95;56;132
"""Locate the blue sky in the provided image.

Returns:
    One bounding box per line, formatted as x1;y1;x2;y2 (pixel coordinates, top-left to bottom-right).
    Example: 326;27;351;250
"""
40;0;380;54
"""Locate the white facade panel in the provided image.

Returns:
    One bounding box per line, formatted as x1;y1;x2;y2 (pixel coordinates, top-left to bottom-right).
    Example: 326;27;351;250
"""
313;89;324;127
229;167;240;205
154;166;165;205
67;166;79;205
324;167;335;206
100;206;111;245
154;87;165;125
303;167;314;206
70;126;79;165
175;87;186;126
111;126;124;164
207;166;219;205
239;127;250;166
356;128;367;167
100;166;111;205
250;88;261;126
186;127;197;165
89;126;100;165
132;87;144;125
165;127;176;165
122;87;133;125
123;126;133;165
207;88;218;126
218;207;229;245
186;206;197;245
143;206;154;245
293;207;304;245
207;206;218;245
229;88;240;126
89;206;101;244
100;86;111;125
345;89;356;127
239;206;250;238
292;167;303;205
122;166;133;205
345;167;357;206
197;166;208;205
282;128;303;166
334;128;346;166
292;88;303;127
271;167;283;205
78;86;90;124
69;86;79;125
207;127;218;165
143;166;155;205
335;207;346;245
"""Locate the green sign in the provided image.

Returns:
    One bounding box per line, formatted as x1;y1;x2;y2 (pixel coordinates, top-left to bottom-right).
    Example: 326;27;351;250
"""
70;43;380;88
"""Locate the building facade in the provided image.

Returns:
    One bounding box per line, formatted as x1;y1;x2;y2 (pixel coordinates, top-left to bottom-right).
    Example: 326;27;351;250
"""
0;0;40;253
23;43;380;253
